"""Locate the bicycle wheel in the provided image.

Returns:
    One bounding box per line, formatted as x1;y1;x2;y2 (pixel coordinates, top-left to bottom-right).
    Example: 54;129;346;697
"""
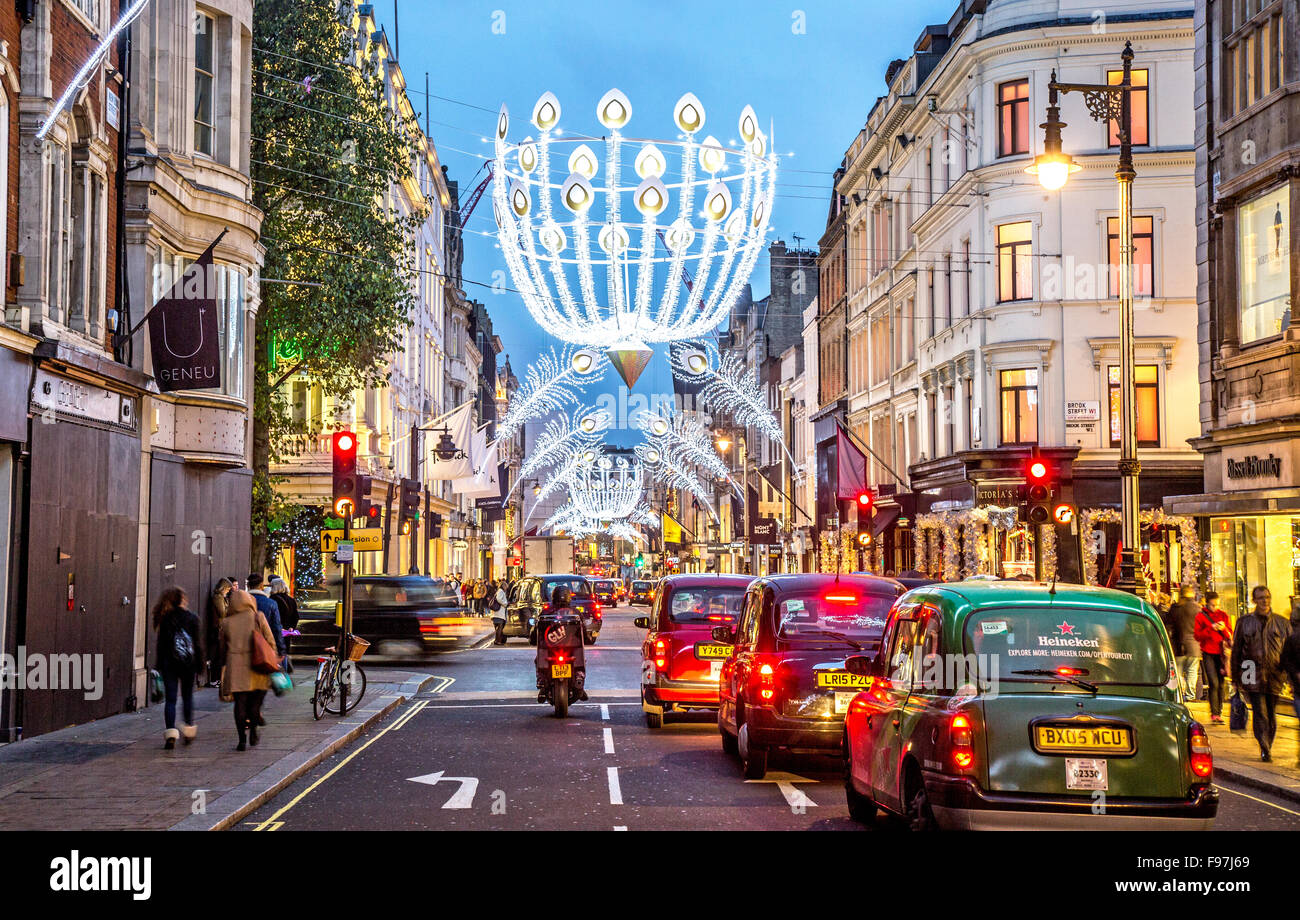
312;659;334;721
325;661;367;715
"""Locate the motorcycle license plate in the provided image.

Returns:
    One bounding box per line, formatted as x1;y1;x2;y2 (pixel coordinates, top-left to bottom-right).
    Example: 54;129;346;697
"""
551;664;572;679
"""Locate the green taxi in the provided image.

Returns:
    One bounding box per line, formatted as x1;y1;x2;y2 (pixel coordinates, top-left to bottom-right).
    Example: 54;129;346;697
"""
842;581;1219;830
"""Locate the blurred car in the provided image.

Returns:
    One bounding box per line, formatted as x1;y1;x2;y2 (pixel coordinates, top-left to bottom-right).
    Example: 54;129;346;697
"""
716;573;905;779
591;579;618;605
635;574;750;729
294;575;493;659
506;574;602;644
843;582;1218;830
629;580;655;605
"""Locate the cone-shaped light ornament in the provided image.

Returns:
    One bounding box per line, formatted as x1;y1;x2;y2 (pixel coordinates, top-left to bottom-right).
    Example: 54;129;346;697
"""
606;341;653;389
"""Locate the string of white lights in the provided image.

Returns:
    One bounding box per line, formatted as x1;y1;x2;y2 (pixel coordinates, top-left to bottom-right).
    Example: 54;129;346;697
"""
672;342;792;463
494;348;606;446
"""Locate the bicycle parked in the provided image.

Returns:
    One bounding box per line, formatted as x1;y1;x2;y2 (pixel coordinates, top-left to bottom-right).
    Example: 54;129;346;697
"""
311;629;369;720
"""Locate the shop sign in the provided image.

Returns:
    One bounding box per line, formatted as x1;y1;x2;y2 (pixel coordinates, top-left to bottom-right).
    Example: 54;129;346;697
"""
32;369;138;432
1223;442;1291;490
975;481;1024;506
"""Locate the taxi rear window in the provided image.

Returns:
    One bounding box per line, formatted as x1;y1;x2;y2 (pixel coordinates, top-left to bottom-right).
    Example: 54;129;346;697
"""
667;588;744;625
632;581;652;591
963;607;1170;686
775;591;892;643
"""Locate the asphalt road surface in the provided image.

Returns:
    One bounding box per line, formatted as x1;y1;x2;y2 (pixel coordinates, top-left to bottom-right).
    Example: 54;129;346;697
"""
240;604;1300;831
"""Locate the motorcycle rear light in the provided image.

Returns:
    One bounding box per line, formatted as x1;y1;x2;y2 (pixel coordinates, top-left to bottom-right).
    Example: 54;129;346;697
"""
950;712;975;770
1189;722;1213;779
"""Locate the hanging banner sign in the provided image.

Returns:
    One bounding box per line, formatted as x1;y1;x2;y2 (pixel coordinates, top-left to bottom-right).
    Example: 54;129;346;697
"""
147;231;226;393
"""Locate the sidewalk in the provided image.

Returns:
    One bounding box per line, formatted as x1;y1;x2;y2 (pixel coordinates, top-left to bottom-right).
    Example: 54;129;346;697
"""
1187;700;1300;803
0;667;435;831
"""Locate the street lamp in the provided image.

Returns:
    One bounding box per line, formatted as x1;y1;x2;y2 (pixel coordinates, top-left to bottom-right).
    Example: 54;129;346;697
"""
1028;41;1144;598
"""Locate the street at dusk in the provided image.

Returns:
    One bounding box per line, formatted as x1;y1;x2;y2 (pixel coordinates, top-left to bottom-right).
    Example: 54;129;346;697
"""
0;0;1299;903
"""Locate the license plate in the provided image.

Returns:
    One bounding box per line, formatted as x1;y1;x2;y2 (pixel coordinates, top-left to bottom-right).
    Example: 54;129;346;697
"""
694;642;733;660
1035;724;1133;754
708;660;723;681
550;664;572;679
834;691;858;714
816;670;870;689
1065;758;1109;791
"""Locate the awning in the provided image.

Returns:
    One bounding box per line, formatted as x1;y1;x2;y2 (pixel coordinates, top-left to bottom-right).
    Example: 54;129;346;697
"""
872;505;901;537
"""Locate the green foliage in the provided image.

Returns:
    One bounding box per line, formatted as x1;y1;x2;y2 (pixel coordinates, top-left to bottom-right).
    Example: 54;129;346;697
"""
250;0;428;553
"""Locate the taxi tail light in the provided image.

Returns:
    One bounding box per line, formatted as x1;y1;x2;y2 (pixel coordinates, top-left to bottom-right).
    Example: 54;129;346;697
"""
752;657;778;704
1189;721;1213;779
653;638;668;671
950;712;976;771
823;592;859;604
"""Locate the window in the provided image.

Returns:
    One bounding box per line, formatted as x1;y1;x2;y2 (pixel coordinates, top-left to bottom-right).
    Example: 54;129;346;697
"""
1238;184;1291;344
965;381;975;448
1107;69;1149;146
925;143;933;206
999;368;1038;445
1107;216;1155;297
1224;2;1285;116
1108;365;1160;447
962;239;971;316
996;221;1033;302
942;384;955;455
194;13;216;156
927;393;938;459
927;268;936;338
998;79;1030;156
943;253;952;329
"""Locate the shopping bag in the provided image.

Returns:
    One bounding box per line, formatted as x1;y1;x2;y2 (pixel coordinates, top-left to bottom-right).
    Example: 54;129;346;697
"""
270;671;293;697
1229;691;1248;732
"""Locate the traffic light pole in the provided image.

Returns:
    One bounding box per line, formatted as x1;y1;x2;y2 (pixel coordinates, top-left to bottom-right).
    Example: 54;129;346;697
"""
340;512;353;718
409;422;420;575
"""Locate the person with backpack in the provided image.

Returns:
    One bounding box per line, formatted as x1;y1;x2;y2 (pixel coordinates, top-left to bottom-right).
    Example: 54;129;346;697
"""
488;579;509;645
152;587;202;750
1232;585;1290;762
472;578;488;616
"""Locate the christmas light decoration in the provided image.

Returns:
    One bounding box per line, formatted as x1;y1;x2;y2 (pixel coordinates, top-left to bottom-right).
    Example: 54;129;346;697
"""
515;408;609;487
569;454;644;521
672;342;790;462
638;410;737;492
635;440;719;522
492;91;778;352
495;347;606;446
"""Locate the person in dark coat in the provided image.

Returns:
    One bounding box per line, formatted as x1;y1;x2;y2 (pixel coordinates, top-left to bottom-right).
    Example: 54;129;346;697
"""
206;577;235;687
247;573;285;656
152;587;202;750
1167;586;1202;702
1232;586;1290;761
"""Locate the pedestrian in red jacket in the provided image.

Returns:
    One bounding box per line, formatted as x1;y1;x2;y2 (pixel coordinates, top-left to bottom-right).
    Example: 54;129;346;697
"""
1194;592;1233;723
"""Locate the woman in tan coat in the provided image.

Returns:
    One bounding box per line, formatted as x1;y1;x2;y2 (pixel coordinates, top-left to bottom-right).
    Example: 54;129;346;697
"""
219;589;276;751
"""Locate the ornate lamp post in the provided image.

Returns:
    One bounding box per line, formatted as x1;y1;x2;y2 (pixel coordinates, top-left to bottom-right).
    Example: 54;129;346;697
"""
1027;41;1144;597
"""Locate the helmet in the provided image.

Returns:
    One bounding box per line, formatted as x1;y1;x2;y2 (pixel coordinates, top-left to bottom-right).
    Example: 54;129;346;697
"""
551;585;571;608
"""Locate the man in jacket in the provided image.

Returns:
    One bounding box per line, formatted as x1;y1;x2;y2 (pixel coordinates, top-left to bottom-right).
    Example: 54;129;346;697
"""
1167;586;1202;702
1194;591;1233;723
1231;585;1289;761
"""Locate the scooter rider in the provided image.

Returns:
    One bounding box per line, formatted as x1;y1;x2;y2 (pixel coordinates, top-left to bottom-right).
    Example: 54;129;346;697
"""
536;585;588;703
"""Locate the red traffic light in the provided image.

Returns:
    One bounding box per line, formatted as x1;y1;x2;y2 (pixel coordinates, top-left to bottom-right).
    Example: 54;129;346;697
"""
334;431;356;455
856;490;874;510
1028;460;1048;481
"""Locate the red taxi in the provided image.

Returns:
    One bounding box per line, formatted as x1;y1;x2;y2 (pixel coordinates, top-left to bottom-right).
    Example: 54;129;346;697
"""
634;574;751;729
716;573;903;779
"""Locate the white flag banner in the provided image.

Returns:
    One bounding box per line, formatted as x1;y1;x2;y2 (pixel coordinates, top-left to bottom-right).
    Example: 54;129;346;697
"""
461;438;502;500
426;401;474;481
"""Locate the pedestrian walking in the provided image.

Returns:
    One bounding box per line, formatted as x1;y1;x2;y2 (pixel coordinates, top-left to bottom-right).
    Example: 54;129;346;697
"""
219;590;277;751
269;577;299;673
489;579;509;645
206;577;235;687
1167;585;1202;701
1231;585;1290;762
472;578;488;616
152;587;202;750
1194;591;1233;723
246;574;284;724
1279;610;1300;767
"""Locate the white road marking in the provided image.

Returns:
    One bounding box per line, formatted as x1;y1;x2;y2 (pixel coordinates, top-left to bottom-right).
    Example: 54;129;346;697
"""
417;701;642;710
600;704;610;720
745;771;818;809
603;727;615;754
407;771;480;809
607;766;623;805
613;826;628;831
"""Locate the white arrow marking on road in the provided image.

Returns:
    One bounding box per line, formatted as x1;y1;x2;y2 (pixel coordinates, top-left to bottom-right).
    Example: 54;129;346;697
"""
744;771;818;809
407;771;480;809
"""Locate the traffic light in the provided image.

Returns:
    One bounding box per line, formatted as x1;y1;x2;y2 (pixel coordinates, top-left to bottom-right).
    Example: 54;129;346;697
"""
855;489;874;514
857;531;873;547
1020;456;1054;525
331;431;359;517
398;477;421;533
363;500;381;525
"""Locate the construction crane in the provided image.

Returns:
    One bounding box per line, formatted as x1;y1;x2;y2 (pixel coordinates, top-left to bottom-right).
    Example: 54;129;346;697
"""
456;161;494;227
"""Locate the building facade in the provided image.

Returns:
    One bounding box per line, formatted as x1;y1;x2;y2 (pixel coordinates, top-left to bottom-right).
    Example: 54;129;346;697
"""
1165;0;1296;619
832;0;1201;588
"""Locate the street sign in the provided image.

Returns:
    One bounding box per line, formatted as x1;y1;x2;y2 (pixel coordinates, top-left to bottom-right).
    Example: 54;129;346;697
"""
320;528;382;553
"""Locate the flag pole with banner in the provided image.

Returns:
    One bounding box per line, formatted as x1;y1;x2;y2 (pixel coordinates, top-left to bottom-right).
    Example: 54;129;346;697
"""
143;229;228;393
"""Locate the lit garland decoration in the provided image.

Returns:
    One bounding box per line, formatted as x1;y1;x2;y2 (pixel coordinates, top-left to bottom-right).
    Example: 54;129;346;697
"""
570;454;645;521
638;410;737;492
671;342;792;463
605;522;645;545
492;91;778;351
635;440;719;523
494;347;606;447
1078;508;1199;587
630;504;660;529
267;506;325;594
516;408;609;487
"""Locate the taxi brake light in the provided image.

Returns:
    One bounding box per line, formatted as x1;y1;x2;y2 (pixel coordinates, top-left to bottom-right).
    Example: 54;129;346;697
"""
824;593;858;604
654;638;667;671
756;661;776;702
950;712;975;771
1189;722;1213;779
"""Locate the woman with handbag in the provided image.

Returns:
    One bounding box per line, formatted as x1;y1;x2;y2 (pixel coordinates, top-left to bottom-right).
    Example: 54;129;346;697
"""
152;587;201;750
219;590;279;751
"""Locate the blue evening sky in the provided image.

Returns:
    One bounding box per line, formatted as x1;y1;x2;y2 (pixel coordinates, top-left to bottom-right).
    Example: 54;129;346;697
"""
368;0;957;443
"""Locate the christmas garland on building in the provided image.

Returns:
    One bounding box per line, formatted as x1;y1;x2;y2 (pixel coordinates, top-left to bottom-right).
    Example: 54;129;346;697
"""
268;506;325;594
1078;508;1199;586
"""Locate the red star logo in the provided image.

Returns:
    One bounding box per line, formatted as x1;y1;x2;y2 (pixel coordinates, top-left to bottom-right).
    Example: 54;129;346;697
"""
1057;621;1076;635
